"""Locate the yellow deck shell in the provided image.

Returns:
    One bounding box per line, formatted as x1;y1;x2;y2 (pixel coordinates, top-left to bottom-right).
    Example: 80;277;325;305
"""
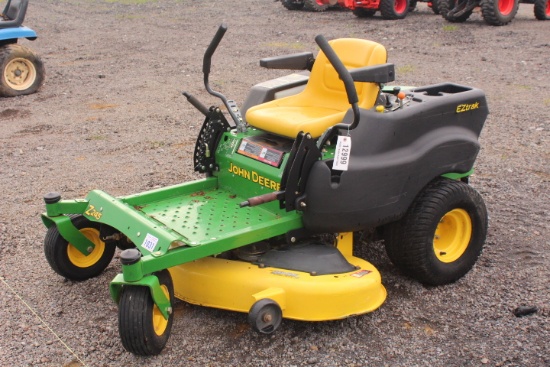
169;233;386;321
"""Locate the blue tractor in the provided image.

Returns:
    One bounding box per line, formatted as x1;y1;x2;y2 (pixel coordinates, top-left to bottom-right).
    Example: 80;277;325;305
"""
0;0;44;97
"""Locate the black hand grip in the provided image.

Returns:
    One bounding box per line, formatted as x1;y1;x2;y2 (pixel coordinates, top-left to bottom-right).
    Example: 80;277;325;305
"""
203;24;228;75
182;92;209;116
314;35;358;106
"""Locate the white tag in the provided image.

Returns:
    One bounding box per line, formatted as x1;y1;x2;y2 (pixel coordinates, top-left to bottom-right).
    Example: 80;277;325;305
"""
333;135;352;171
141;233;159;252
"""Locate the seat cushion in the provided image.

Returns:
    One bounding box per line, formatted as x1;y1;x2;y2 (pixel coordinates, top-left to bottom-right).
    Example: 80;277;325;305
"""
246;103;346;138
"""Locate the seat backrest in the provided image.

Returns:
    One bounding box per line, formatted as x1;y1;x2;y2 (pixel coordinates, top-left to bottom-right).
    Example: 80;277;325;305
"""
244;38;388;139
2;0;27;25
301;38;387;111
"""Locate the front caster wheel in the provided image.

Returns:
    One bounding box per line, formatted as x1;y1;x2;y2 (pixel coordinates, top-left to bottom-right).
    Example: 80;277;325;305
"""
44;215;116;281
248;299;283;334
119;270;174;356
384;178;488;285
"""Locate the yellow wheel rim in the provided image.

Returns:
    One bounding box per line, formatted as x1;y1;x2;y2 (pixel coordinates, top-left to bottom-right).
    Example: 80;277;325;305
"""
4;57;37;91
152;285;170;336
67;228;105;268
433;208;472;263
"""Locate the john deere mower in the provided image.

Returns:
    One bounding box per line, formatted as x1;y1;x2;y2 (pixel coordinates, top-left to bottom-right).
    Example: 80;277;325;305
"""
0;0;44;97
42;24;488;355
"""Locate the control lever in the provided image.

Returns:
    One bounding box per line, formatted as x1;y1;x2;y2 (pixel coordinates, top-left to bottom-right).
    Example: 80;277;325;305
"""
390;87;407;109
240;191;284;208
182;92;210;116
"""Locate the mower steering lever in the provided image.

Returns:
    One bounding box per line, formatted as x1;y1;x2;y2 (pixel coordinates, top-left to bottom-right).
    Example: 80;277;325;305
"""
202;24;246;131
203;23;227;75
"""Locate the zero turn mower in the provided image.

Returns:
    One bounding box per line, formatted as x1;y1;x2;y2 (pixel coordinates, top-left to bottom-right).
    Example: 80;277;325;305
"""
42;24;488;355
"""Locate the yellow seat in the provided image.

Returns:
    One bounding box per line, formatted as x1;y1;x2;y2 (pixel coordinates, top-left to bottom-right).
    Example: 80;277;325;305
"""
245;38;387;139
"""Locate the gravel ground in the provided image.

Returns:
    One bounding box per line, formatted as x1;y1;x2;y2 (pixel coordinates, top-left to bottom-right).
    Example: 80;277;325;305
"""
0;1;549;366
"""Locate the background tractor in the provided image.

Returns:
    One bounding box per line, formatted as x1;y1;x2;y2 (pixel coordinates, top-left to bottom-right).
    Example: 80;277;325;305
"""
281;0;412;19
0;0;44;97
438;0;549;25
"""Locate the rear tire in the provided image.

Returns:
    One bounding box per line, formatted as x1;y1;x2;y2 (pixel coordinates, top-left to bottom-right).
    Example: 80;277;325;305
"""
282;0;305;10
119;270;174;356
0;44;45;97
383;178;488;285
534;0;550;19
430;0;441;13
304;0;330;11
44;215;116;281
380;0;410;19
481;0;519;25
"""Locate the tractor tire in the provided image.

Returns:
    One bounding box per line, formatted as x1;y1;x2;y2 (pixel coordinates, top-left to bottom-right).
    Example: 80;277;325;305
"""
304;0;330;11
380;0;410;19
44;215;116;281
0;44;45;97
430;0;441;14
534;0;550;19
352;7;377;16
383;178;488;286
439;0;473;21
438;0;453;17
119;270;174;356
481;0;519;25
282;0;305;10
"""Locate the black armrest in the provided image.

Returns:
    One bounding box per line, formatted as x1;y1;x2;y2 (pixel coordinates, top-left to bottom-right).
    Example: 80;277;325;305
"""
260;52;315;70
348;63;395;83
